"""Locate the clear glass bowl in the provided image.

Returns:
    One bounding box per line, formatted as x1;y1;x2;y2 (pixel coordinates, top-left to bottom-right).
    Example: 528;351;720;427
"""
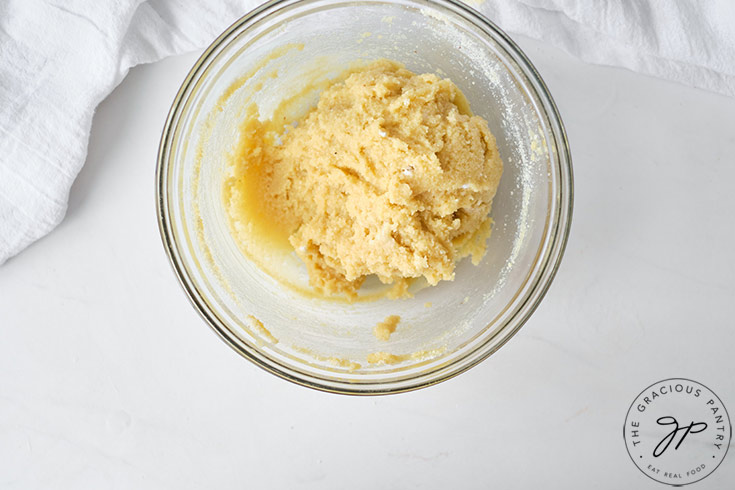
156;0;573;394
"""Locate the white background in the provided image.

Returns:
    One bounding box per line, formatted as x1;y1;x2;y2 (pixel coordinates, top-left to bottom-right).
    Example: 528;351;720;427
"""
1;35;734;488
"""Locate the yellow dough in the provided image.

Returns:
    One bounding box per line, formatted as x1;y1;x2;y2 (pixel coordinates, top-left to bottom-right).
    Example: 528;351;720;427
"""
373;315;401;341
224;60;503;299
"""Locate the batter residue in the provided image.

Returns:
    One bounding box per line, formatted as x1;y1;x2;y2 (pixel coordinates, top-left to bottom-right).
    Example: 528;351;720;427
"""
373;315;401;341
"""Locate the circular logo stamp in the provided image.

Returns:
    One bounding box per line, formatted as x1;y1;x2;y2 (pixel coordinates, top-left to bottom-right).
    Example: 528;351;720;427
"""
624;378;731;485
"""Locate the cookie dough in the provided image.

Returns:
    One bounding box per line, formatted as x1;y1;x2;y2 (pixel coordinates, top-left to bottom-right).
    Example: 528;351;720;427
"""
225;60;503;299
373;315;401;341
366;347;446;365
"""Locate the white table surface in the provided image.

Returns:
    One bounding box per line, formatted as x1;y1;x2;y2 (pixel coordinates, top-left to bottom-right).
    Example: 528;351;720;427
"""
1;35;734;489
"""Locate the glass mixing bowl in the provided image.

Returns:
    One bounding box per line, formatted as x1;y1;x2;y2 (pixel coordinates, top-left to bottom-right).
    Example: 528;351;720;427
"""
156;0;573;394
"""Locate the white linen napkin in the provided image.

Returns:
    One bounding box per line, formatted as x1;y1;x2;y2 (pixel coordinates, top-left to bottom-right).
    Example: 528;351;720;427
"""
1;0;733;265
483;0;735;97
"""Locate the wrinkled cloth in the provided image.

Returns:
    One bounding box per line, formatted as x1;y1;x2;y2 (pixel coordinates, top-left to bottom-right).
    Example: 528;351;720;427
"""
1;0;733;264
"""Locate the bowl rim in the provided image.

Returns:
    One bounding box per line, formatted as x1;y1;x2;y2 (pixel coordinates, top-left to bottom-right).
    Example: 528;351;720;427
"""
156;0;574;395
